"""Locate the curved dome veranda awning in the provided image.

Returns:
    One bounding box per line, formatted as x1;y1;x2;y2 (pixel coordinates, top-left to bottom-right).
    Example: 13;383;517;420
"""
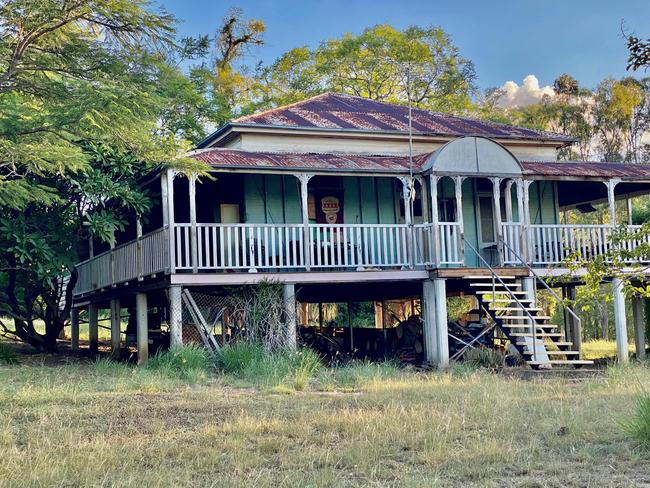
421;136;523;177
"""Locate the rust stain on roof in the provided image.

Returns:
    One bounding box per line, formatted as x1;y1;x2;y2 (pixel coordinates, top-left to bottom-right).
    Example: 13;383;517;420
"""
233;92;575;143
190;148;650;180
191;148;430;173
521;161;650;178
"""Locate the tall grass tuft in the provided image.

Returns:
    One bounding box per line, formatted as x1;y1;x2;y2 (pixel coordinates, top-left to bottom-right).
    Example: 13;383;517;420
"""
0;343;18;365
622;393;650;448
293;349;323;390
215;343;323;389
147;344;212;381
462;347;503;371
325;360;402;390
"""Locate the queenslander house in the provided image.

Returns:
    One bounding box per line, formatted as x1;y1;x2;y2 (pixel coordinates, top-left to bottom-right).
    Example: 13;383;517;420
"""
71;93;650;369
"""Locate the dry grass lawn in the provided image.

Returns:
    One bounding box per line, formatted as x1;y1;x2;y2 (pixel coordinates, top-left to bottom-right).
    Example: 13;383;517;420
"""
1;356;650;487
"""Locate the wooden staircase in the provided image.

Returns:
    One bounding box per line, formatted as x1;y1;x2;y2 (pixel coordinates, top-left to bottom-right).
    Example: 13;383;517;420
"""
465;275;593;369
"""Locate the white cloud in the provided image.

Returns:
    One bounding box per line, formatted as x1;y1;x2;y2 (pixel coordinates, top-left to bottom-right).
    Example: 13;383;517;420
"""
496;75;555;108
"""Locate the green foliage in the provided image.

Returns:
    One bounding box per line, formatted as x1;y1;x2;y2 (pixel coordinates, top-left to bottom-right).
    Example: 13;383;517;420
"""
447;296;473;322
627;33;650;71
147;345;212;381
622;393;650;448
214;343;323;388
462;347;503;371
0;343;18;365
0;1;209;350
255;24;476;114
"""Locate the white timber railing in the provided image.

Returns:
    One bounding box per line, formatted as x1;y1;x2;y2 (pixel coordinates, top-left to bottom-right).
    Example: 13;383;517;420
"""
75;227;169;295
501;222;523;265
438;222;463;265
414;222;462;266
309;224;409;269
529;224;614;265
174;223;305;270
75;221;650;295
523;223;650;265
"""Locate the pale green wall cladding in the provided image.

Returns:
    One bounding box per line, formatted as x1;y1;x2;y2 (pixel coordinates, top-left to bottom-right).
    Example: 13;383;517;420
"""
242;175;560;269
528;181;558;225
245;175;398;225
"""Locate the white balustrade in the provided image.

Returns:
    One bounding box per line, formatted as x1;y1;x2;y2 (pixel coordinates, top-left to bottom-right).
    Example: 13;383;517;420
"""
438;222;462;265
528;224;613;265
75;219;650;297
501;222;523;265
175;223;304;270
75;227;168;294
308;224;408;268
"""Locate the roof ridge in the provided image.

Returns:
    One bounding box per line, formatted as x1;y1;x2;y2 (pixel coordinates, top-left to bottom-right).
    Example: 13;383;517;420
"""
233;92;335;123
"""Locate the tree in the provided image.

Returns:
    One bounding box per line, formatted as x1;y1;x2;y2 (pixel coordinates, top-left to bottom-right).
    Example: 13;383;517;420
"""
0;0;205;350
256;24;476;114
593;77;650;163
501;75;595;160
0;144;155;350
553;73;580;98
186;8;265;131
626;33;650;71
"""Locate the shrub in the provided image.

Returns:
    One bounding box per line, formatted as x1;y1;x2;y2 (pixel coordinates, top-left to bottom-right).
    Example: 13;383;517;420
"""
215;342;266;374
462;347;503;371
0;343;18;365
623;393;650;448
147;344;212;381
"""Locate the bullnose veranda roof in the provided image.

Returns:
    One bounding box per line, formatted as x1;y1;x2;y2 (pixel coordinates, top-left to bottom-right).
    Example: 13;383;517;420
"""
190;147;650;180
226;92;575;143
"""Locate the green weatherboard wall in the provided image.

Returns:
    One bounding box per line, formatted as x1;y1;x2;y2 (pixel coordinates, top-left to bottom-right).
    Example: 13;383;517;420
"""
242;174;559;267
244;175;399;225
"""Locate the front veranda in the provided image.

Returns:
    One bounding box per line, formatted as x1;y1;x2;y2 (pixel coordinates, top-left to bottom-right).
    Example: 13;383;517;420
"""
74;168;650;296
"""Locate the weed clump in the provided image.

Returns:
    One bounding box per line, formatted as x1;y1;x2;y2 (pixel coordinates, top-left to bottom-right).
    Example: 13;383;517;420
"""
623;393;650;448
215;343;323;388
0;343;18;365
462;347;503;371
147;344;212;381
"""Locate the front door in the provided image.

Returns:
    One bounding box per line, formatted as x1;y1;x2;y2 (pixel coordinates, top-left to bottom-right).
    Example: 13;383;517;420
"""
476;193;498;266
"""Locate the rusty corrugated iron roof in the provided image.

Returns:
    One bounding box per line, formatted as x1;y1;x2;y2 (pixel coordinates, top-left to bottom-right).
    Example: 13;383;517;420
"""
231;92;575;143
190;148;430;173
521;161;650;179
191;148;650;180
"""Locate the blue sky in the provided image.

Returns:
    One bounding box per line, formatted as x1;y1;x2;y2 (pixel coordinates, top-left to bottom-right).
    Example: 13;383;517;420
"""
159;0;649;91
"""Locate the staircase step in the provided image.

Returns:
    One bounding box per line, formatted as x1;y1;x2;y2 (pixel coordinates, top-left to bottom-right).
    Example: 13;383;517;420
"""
510;332;564;338
499;315;551;321
478;291;529;296
464;275;518;280
516;340;573;346
523;350;580;356
527;360;594;366
490;307;544;312
489;298;533;303
470;283;521;288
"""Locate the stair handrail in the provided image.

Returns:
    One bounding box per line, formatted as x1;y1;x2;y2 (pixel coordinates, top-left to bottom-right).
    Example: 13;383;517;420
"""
499;237;582;335
462;238;540;361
